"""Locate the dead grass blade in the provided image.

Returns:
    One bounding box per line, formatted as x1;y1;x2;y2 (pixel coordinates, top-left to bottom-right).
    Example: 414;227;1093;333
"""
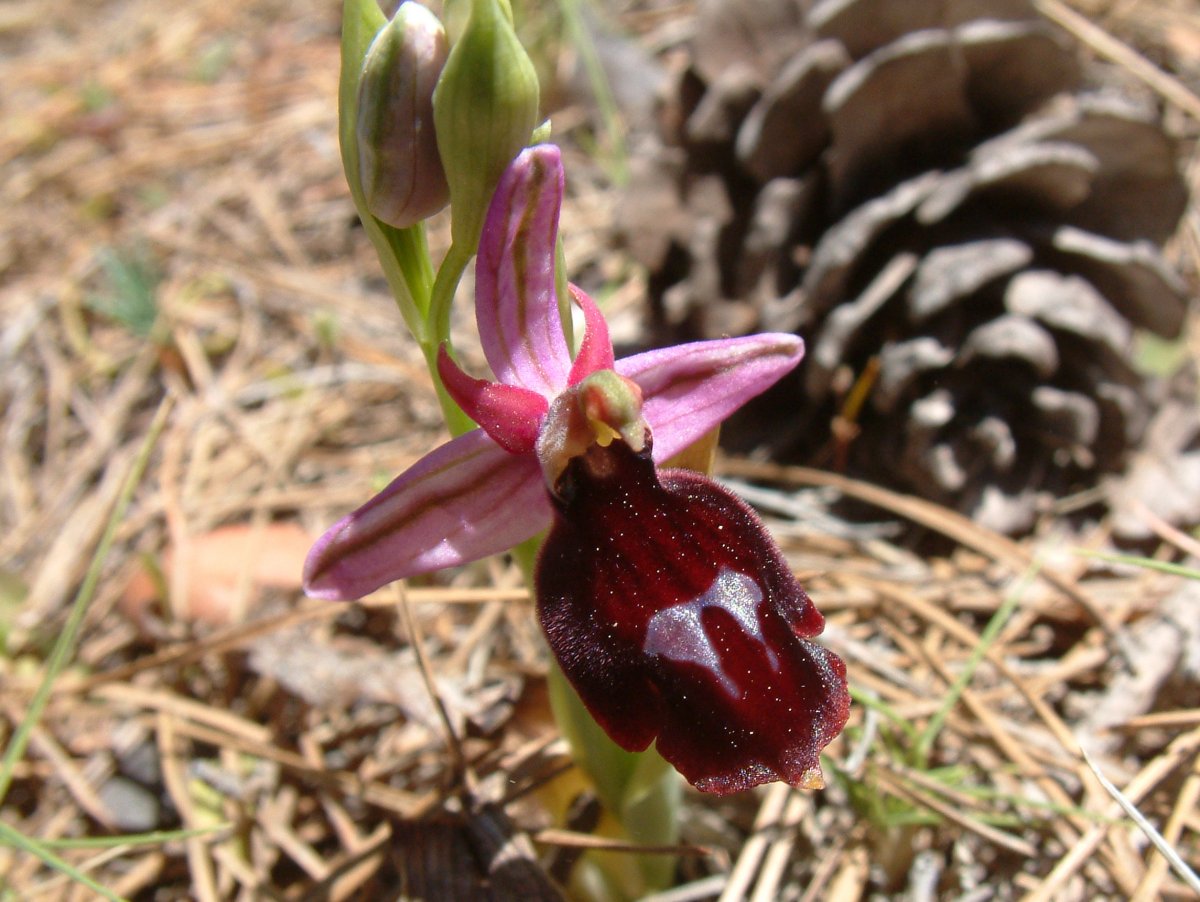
396;583;465;783
155;710;220;902
532;829;715;858
872;767;1039;857
1083;748;1200;898
0;397;171;804
1025;727;1200;901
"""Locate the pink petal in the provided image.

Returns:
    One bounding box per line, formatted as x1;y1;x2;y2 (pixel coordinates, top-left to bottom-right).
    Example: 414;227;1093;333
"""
616;334;805;463
304;431;549;600
437;345;548;454
564;285;614;383
476;144;571;397
566;284;615;385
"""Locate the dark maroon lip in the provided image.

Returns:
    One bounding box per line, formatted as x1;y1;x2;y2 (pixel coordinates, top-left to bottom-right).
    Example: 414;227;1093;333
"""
537;439;849;794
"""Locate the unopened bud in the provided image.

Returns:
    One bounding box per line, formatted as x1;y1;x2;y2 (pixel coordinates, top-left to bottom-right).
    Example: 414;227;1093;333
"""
356;2;449;228
432;0;540;249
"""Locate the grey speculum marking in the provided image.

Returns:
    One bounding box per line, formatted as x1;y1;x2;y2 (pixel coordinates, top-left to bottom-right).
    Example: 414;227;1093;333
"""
642;568;778;697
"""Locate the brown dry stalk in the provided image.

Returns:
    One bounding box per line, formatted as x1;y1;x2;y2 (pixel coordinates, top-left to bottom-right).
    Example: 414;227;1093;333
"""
62;587;527;694
92;683;271;744
747;790;809;902
396;584;467;784
872;767;1038;857
1120;709;1200;731
155;710;220;902
719;782;800;902
1034;0;1200;120
532;829;715;858
0;700;114;831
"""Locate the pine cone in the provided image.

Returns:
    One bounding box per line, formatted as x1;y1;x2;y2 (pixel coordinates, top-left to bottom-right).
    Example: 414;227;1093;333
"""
620;0;1192;532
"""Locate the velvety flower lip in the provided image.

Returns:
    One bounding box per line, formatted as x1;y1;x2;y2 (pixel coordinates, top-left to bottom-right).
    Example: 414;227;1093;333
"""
303;143;805;601
538;438;850;794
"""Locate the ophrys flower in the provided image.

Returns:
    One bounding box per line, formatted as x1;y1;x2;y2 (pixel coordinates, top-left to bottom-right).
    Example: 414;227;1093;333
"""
304;144;849;793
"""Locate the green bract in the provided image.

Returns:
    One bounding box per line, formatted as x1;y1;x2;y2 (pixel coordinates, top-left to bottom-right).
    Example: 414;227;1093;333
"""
432;0;539;251
356;3;449;228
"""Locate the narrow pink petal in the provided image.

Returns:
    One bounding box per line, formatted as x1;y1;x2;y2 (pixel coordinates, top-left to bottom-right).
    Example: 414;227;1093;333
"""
437;346;548;453
476;144;571;396
566;284;615;385
304;431;549;600
616;334;805;463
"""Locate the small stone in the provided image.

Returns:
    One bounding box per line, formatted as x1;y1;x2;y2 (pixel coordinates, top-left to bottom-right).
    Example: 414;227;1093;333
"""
99;776;162;833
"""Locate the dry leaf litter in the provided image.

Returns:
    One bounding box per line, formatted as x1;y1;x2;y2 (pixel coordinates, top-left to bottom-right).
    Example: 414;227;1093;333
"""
0;0;1198;899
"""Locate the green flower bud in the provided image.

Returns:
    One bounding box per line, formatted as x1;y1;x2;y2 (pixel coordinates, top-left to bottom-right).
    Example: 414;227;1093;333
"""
432;0;540;249
356;2;449;228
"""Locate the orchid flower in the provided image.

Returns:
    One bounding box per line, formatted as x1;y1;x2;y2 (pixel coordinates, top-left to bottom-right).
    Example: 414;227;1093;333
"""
304;144;849;794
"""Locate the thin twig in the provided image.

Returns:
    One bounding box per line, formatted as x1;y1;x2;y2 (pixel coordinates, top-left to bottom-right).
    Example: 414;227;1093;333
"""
156;710;220;902
1034;0;1200;120
395;583;467;785
65;586;527;694
1083;749;1200;897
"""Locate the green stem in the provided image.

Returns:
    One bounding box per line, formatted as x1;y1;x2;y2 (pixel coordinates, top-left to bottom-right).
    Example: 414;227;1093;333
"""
555;0;629;184
381;220;435;321
427;239;474;349
419;239;478;436
418;340;475;437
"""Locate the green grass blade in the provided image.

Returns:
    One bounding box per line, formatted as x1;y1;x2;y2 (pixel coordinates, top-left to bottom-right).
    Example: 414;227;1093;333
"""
0;820;128;902
0;398;172;805
1076;549;1200;581
848;686;920;745
914;557;1042;766
555;0;628;183
36;825;229;850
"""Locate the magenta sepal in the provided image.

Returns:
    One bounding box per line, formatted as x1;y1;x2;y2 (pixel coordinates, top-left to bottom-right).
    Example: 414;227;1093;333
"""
615;334;803;463
304;430;547;599
537;439;850;795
